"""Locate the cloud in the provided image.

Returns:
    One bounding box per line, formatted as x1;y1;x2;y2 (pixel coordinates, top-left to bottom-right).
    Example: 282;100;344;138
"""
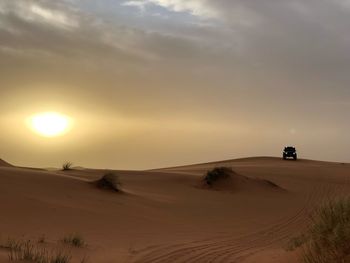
0;0;162;65
122;1;147;11
123;0;218;19
333;0;350;8
29;4;78;29
2;0;350;76
0;0;78;30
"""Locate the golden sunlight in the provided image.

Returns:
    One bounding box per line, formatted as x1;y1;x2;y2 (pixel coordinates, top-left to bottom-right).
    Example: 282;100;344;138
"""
28;112;72;137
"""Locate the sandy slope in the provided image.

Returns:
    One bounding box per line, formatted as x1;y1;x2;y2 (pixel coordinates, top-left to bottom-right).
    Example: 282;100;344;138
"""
0;157;349;263
0;159;12;167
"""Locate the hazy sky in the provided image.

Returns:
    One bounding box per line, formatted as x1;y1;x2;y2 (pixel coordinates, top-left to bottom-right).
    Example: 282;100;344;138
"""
1;0;350;169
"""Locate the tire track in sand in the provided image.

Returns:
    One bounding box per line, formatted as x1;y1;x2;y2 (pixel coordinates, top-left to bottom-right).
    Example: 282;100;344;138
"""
133;182;329;263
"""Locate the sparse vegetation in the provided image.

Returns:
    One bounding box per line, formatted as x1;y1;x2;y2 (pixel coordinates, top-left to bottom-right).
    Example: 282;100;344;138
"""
6;238;71;263
286;235;307;251
61;233;85;248
288;197;350;263
95;172;122;192
80;255;89;263
204;167;233;186
38;235;46;244
62;162;73;171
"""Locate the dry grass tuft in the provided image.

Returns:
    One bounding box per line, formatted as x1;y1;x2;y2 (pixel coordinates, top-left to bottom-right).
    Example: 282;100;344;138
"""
288;197;350;263
61;233;85;248
62;162;73;171
7;238;71;263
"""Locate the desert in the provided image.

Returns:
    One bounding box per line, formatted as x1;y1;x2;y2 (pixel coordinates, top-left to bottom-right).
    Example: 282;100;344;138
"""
1;0;350;262
1;157;349;262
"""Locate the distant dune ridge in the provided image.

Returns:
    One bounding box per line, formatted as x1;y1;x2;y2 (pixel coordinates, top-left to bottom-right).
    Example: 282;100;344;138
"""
0;158;13;167
0;157;349;262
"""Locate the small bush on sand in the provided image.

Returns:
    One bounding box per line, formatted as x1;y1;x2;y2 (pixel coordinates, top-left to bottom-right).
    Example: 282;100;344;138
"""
95;172;122;192
288;197;350;263
286;235;307;251
7;238;71;263
38;235;46;244
204;167;233;186
62;162;73;171
61;234;85;248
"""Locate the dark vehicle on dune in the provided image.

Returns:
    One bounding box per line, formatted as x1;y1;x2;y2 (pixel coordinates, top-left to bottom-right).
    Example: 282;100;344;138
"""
283;146;297;160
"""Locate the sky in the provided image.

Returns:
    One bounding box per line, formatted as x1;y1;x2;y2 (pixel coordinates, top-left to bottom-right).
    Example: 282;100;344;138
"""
0;0;350;169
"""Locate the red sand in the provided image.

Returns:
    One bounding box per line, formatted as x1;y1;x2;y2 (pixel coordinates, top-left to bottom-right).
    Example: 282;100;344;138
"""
0;157;349;262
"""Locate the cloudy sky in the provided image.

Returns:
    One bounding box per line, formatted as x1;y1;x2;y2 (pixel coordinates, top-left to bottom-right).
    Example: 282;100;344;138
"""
0;0;349;169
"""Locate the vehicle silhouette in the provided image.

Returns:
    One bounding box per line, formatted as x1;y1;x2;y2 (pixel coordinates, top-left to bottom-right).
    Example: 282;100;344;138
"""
283;146;297;160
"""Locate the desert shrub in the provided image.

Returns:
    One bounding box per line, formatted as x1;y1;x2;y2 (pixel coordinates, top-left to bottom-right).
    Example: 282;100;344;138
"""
288;197;350;263
95;172;122;192
38;235;46;244
62;162;73;171
7;238;71;263
204;167;233;186
61;233;85;248
286;235;307;251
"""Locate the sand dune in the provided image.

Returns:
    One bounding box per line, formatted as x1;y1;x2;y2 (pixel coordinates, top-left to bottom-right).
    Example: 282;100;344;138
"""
0;157;349;262
198;167;283;193
0;159;13;167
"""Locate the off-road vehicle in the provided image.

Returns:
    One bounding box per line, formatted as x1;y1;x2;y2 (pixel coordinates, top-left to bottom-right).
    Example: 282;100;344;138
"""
283;146;297;160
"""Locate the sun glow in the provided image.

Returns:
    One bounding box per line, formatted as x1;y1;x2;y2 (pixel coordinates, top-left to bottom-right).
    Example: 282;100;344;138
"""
28;112;72;137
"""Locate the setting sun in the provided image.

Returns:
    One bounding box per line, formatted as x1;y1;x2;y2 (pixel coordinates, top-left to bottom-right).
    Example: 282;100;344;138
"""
28;112;72;137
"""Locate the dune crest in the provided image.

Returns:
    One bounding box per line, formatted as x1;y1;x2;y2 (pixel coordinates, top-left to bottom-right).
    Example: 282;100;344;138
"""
0;158;13;167
201;167;283;192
